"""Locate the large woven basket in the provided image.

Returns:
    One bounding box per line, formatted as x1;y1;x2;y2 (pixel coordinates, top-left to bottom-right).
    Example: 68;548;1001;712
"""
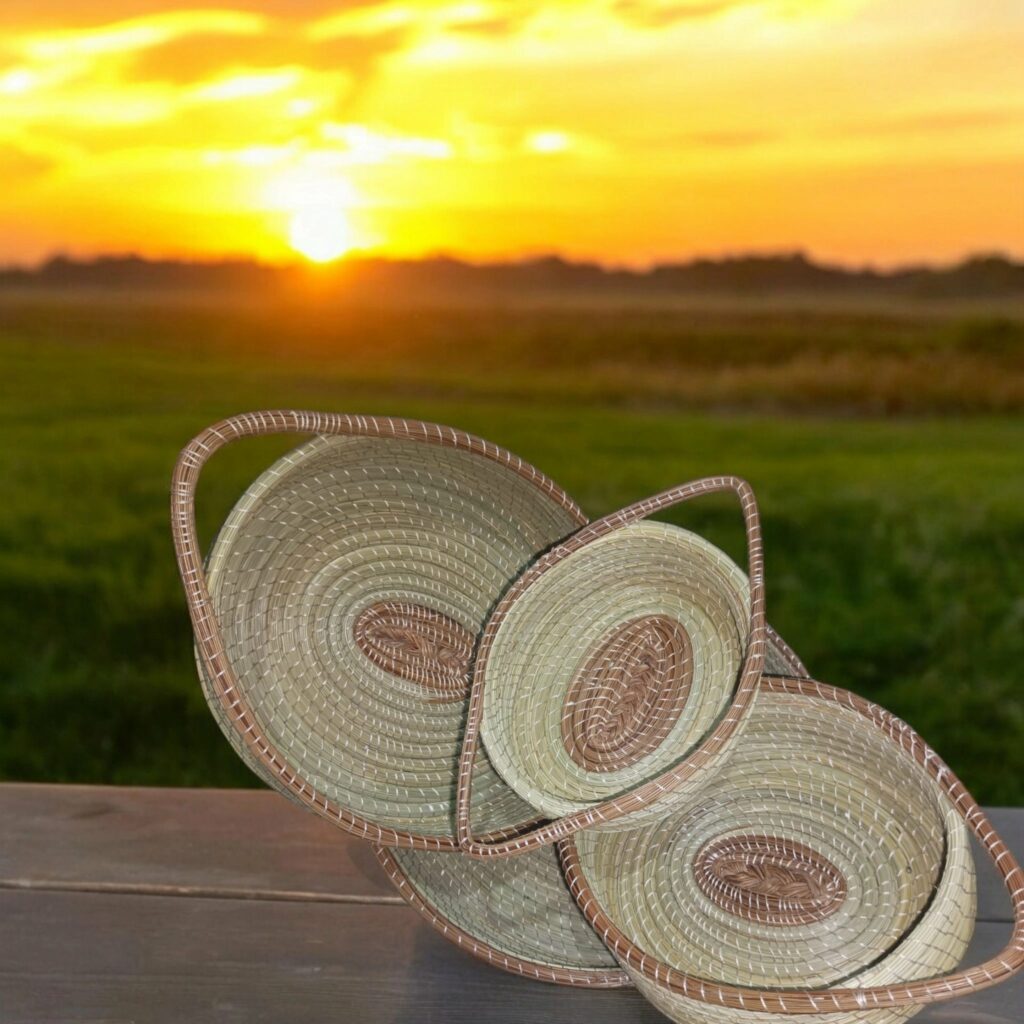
171;411;584;849
457;477;770;856
560;675;1024;1023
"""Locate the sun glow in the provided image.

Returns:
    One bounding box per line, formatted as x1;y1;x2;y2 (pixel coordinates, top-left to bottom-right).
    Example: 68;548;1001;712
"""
288;206;354;263
0;2;1022;266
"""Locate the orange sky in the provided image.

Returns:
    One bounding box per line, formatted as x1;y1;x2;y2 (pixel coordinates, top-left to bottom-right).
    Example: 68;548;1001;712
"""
2;0;1022;267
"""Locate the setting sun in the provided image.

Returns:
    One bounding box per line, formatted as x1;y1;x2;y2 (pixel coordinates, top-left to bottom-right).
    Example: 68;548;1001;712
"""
288;207;354;263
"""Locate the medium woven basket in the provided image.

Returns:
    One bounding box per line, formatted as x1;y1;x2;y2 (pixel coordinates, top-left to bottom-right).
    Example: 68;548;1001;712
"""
172;411;584;850
560;675;1024;1022
457;477;769;856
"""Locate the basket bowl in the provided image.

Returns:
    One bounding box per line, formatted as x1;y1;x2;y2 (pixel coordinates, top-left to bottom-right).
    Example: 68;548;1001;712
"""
562;677;978;1024
179;415;586;848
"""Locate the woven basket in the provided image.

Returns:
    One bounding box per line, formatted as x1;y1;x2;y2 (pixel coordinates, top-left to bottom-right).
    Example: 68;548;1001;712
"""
560;676;1024;1023
374;844;628;987
481;520;752;819
172;411;584;850
456;477;769;856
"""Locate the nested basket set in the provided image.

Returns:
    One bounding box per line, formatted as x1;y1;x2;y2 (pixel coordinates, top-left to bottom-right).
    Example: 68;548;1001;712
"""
172;410;1024;1023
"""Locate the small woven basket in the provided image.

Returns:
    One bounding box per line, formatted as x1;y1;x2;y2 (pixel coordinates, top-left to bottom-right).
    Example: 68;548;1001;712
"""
560;675;1024;1023
481;521;752;820
457;477;769;856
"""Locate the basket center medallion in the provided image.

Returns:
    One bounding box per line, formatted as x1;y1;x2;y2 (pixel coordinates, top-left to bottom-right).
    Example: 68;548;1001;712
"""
561;614;693;773
694;834;848;926
354;601;473;703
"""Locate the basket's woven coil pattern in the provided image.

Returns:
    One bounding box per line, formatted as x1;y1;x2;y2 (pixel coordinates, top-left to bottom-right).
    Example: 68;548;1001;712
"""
482;522;750;819
352;601;475;702
691;833;849;928
375;845;628;987
202;433;578;839
172;411;1024;1017
567;683;968;994
457;476;768;856
561;613;694;773
557;675;995;1019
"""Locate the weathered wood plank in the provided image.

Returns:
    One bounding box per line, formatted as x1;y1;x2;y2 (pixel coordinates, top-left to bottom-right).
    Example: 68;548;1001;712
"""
2;785;1022;921
0;891;1018;1024
0;890;661;1024
0;783;395;902
1;786;1022;1021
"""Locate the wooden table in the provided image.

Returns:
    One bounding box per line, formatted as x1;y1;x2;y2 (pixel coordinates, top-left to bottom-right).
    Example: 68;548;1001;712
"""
1;784;1021;1023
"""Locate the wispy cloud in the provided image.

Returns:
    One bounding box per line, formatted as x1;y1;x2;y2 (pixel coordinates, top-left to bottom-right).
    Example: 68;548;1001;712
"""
613;0;761;28
842;106;1024;138
16;10;265;60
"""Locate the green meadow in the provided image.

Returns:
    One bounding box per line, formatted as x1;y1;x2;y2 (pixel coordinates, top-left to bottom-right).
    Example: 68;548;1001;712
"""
2;288;1023;802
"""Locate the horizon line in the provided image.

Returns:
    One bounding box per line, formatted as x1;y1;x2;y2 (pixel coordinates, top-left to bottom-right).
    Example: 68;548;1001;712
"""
4;247;1023;277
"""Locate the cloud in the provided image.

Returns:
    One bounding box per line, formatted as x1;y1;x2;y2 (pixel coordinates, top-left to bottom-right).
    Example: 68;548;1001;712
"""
309;2;532;44
443;7;533;37
15;11;266;61
125;23;410;102
127;33;294;84
321;121;453;161
613;0;760;28
0;2;387;32
0;142;57;181
844;107;1024;138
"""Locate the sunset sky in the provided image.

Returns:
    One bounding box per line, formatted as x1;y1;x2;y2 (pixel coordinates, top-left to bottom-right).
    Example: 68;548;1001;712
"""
2;0;1022;268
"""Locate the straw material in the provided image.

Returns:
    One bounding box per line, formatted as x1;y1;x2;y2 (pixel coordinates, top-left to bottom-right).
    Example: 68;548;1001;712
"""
457;476;768;856
374;844;628;987
192;422;583;846
366;639;801;991
763;627;808;678
560;677;986;1022
481;521;751;820
174;411;1024;1018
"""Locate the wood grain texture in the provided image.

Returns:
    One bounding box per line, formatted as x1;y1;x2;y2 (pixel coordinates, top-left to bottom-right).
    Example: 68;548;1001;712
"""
0;783;396;901
0;890;659;1024
0;892;1019;1024
2;785;1020;917
0;785;1021;1022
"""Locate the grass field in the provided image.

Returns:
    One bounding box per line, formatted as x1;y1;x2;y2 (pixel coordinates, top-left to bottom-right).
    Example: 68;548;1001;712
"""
2;288;1023;803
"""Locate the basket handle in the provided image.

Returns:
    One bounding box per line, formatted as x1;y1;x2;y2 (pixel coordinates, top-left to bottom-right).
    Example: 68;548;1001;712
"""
559;675;1024;1013
171;410;584;852
456;475;767;858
